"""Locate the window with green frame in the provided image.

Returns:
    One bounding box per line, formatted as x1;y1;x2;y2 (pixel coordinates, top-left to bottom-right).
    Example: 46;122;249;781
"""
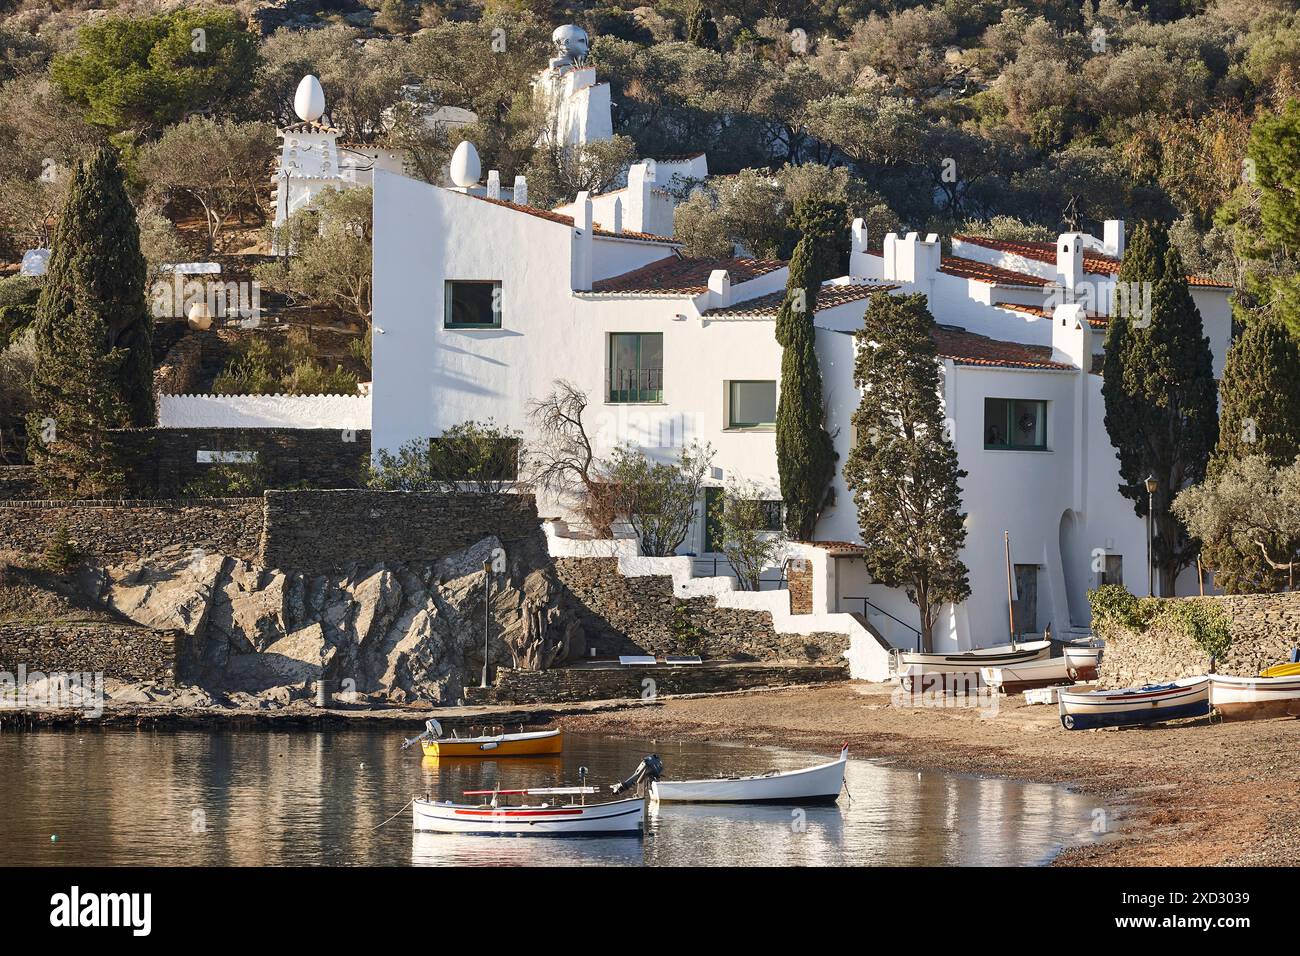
984;397;1048;450
444;280;501;328
608;332;663;402
727;380;777;429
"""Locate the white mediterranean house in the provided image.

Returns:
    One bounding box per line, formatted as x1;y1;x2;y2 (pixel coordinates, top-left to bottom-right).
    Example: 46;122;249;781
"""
371;151;1234;665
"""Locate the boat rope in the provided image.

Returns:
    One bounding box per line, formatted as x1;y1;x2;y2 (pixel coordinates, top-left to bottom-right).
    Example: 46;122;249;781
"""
841;780;853;804
372;798;414;830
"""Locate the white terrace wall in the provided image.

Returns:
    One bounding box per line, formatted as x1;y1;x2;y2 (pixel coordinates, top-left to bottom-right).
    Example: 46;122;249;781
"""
158;394;372;430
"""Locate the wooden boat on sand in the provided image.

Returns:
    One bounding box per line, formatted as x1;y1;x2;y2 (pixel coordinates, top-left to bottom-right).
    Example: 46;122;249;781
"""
401;719;563;758
649;745;848;805
1209;672;1300;720
891;640;1052;691
1058;677;1210;730
980;656;1073;694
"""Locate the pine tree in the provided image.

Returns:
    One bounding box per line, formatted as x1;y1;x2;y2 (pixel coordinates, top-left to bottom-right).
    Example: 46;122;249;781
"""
1102;221;1218;594
774;197;841;540
843;293;970;653
1240;100;1300;337
27;146;154;496
686;4;720;51
1213;315;1300;468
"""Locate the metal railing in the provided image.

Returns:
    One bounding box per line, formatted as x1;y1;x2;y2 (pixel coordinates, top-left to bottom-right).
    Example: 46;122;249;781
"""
691;554;787;591
608;367;663;403
841;595;922;650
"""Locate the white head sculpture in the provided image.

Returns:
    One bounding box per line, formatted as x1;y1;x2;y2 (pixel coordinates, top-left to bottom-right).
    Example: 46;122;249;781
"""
294;75;326;124
550;25;589;69
449;141;481;189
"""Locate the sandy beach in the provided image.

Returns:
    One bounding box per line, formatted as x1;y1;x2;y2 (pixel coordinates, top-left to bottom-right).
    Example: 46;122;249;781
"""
559;682;1300;866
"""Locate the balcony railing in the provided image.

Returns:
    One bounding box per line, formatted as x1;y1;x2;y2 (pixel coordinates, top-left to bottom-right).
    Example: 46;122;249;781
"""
608;366;663;403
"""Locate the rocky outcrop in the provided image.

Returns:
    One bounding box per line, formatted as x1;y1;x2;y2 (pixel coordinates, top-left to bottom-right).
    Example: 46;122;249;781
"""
99;533;581;705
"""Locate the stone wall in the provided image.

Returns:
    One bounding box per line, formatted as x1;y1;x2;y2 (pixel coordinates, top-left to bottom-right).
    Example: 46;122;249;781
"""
0;622;181;683
0;499;262;562
552;557;848;663
466;662;847;705
154;333;204;395
1098;593;1300;687
260;490;545;573
787;561;813;615
109;427;370;497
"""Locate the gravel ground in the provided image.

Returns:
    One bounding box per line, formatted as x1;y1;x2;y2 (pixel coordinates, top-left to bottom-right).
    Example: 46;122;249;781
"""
557;682;1300;866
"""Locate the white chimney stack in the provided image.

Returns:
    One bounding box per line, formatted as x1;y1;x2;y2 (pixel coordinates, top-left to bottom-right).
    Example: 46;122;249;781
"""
1057;233;1084;298
1103;220;1125;259
572;191;593;291
486;169;501;200
513;175;528;206
707;268;731;308
612;196;623;234
850;217;870;278
626;161;655;234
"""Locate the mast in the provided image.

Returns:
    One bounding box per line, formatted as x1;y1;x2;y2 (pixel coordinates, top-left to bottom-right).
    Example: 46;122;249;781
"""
1004;530;1017;651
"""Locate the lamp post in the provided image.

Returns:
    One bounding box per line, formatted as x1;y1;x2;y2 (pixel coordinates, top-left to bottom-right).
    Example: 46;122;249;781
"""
481;559;492;689
1144;475;1158;597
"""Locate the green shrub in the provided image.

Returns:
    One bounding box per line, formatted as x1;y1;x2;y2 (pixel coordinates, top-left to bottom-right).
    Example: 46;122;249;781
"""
1087;584;1156;633
1157;600;1233;664
182;461;266;497
214;329;359;396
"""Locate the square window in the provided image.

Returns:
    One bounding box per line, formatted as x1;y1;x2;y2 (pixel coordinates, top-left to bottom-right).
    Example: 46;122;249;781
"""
728;380;777;428
608;333;663;402
984;398;1047;451
444;280;501;328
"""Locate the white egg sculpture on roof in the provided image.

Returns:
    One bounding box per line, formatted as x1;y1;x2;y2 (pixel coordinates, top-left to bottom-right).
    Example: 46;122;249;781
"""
294;75;326;123
449;141;481;189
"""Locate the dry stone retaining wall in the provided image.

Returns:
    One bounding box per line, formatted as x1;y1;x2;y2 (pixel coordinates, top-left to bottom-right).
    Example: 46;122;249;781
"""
1098;592;1300;687
0;622;181;683
0;499;262;562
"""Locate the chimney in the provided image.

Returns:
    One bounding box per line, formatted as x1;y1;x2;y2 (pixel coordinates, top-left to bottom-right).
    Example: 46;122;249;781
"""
707;268;731;309
513;174;528;206
1103;220;1125;259
486;170;501;200
882;232;899;281
612;196;623;234
572;191;593;291
850;218;870;278
626;161;655;234
1051;302;1091;369
1057;232;1084;298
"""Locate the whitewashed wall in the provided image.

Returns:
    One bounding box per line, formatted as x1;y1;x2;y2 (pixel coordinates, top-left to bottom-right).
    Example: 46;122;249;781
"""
158;394;371;430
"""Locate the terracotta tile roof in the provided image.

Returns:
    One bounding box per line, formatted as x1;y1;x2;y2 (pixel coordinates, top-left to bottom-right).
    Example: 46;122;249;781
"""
280;121;337;135
472;195;680;244
590;255;786;295
994;300;1108;329
703;281;897;317
955;235;1232;289
939;255;1052;287
931;325;1074;370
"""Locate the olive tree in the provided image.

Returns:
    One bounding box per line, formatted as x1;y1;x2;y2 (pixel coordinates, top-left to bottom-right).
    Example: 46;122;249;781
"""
603;441;713;556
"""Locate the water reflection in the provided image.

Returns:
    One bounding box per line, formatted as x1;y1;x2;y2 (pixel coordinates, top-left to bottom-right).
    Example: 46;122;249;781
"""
0;729;1097;867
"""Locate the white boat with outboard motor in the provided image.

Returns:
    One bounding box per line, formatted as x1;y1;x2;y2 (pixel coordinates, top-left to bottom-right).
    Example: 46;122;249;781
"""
411;756;663;836
648;744;848;804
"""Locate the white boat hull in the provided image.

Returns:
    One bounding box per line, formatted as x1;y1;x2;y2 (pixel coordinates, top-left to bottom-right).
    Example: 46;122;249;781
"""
892;640;1052;689
981;656;1073;693
1059;677;1210;730
412;796;645;835
650;748;847;804
1063;642;1104;680
1209;673;1300;720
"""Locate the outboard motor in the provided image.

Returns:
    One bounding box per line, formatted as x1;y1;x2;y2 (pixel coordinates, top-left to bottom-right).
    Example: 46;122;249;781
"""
610;754;664;795
400;718;443;750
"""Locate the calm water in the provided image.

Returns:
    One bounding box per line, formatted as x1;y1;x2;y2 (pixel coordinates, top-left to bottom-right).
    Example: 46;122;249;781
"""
0;729;1098;866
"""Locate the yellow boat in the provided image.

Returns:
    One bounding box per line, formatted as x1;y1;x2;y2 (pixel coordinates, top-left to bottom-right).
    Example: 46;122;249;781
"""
1261;661;1300;678
403;719;564;758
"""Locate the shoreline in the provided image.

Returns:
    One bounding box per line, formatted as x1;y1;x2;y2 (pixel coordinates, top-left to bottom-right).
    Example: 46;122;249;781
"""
8;681;1297;866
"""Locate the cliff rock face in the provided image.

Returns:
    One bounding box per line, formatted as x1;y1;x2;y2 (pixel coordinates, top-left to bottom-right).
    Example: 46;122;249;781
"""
101;534;581;705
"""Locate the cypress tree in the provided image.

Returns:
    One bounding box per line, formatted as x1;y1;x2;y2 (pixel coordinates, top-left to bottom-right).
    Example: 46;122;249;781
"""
1102;221;1218;594
843;293;969;653
27;146;154;496
1213;315;1300;468
774;196;841;540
